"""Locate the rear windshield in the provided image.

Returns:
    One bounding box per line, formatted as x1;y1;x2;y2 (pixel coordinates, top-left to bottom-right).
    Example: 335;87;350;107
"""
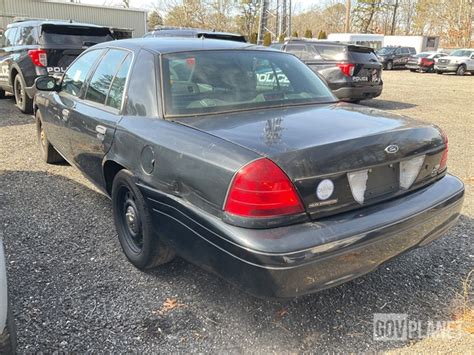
197;33;246;42
162;50;336;117
312;45;347;61
41;25;113;47
348;47;378;62
415;52;431;58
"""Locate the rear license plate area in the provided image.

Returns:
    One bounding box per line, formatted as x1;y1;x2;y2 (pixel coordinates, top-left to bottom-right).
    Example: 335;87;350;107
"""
365;164;399;199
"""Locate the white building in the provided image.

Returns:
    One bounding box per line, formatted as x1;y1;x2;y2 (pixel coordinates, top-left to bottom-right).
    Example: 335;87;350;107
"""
0;0;147;37
327;33;439;53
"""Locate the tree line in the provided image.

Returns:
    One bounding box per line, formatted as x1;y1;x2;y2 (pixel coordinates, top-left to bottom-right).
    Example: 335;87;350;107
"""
147;0;473;48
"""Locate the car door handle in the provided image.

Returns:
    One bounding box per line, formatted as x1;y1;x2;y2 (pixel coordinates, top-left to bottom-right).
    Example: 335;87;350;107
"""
96;125;107;135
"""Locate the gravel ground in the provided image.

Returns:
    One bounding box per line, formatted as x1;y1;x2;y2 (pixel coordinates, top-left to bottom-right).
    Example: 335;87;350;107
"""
0;71;473;352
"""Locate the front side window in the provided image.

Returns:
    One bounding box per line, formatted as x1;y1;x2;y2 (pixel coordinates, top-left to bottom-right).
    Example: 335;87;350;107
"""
162;50;336;117
61;49;103;96
85;49;128;105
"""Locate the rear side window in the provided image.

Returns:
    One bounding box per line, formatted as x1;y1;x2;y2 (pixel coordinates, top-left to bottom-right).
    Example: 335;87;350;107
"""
401;48;410;54
41;25;113;47
17;26;38;45
124;49;158;117
313;45;347;61
61;49;103;97
85;49;128;105
2;28;18;47
285;44;308;59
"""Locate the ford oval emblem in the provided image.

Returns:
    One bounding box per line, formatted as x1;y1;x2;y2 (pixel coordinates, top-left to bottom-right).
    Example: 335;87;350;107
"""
385;144;399;154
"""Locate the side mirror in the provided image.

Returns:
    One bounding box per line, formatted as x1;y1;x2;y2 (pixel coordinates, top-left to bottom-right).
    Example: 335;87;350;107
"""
35;76;59;91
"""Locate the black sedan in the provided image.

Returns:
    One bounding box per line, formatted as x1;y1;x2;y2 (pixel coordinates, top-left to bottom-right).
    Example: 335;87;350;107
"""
33;38;464;298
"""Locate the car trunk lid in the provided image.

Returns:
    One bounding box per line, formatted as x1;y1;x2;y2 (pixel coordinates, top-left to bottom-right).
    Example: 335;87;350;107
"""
178;103;446;218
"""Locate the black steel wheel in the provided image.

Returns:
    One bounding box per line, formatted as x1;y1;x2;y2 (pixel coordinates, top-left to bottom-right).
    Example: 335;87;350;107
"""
13;74;33;114
112;170;175;269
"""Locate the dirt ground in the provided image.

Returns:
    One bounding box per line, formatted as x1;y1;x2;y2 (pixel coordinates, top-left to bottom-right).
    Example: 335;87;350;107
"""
0;70;473;352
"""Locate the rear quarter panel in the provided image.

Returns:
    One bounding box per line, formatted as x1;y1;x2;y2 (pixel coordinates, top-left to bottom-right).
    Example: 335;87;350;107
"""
106;117;260;215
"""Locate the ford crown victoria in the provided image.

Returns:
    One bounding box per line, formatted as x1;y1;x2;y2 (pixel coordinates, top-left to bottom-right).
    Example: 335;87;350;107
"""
33;38;464;298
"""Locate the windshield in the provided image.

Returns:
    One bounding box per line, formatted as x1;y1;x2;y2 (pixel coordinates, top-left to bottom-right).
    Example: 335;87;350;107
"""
415;52;431;58
449;49;473;57
162;50;336;117
376;47;395;55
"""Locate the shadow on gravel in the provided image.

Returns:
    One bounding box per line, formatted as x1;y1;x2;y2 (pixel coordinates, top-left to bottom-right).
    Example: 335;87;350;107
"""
1;170;472;352
360;99;417;111
0;97;33;128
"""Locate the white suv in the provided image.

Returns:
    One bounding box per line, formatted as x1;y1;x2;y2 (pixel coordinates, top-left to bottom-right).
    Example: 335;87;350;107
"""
435;48;474;75
0;240;16;354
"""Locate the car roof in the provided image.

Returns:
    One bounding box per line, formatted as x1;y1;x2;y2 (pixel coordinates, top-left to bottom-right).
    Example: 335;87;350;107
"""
9;19;109;28
94;37;266;54
284;39;349;47
146;28;244;38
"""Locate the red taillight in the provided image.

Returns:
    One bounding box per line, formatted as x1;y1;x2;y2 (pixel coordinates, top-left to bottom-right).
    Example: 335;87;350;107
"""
224;158;304;218
439;130;448;171
28;49;47;67
337;63;355;77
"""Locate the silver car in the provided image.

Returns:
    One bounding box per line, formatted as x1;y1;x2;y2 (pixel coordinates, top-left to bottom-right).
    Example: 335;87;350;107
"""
0;240;16;354
435;48;474;75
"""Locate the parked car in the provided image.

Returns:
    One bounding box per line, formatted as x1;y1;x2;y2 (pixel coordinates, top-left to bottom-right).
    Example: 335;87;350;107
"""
0;19;114;113
0;239;16;354
281;39;383;102
33;38;464;298
269;42;283;50
376;46;416;70
434;49;474;75
144;27;246;42
406;52;448;73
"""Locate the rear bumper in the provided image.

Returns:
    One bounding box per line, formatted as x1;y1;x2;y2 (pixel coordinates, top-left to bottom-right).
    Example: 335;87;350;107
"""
332;84;383;101
139;174;464;298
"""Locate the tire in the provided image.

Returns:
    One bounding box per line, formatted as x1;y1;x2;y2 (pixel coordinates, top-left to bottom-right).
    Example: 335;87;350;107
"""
409;69;417;72
13;74;33;114
386;61;393;70
0;88;6;99
0;303;17;355
112;170;175;269
456;64;466;76
36;111;64;164
436;70;443;75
